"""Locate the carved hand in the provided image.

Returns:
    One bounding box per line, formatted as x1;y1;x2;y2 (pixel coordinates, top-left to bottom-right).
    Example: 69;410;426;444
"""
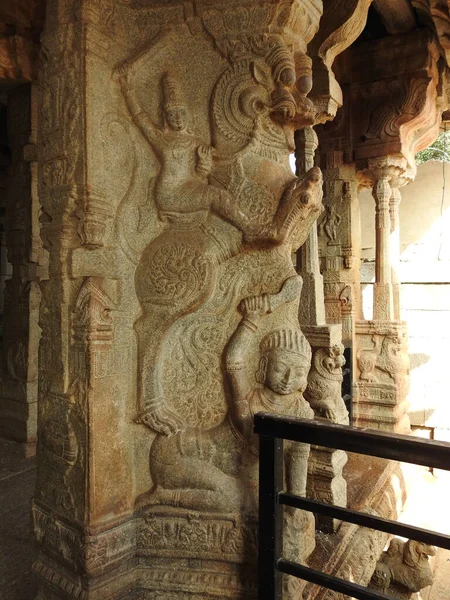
114;62;132;85
240;294;271;320
196;145;214;177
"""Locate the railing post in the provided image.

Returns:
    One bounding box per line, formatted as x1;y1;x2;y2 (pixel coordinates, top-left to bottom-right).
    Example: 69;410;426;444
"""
259;434;284;600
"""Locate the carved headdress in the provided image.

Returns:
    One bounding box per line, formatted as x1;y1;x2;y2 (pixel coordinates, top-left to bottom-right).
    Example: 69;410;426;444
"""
161;72;185;109
260;328;311;362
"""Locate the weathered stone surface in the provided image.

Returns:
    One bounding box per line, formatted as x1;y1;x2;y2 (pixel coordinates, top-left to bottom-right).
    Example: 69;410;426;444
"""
0;439;37;600
369;538;436;599
305;453;406;600
2;1;450;599
33;1;325;598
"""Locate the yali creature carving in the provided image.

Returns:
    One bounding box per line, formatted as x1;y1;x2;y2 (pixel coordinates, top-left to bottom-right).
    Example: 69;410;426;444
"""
115;66;322;435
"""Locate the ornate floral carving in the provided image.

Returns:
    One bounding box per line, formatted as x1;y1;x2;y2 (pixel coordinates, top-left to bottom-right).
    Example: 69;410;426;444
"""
137;509;257;562
146;243;210;306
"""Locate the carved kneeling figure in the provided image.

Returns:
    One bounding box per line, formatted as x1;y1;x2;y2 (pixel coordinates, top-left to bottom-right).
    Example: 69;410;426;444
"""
136;277;314;524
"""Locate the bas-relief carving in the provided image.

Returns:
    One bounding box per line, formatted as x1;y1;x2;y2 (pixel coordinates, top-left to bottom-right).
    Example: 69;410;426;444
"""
353;321;411;433
369;539;436;599
136;278;314;531
356;329;410;387
35;1;325;598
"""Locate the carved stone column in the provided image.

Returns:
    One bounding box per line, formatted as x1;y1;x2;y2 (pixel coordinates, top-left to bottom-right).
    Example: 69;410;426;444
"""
297;126;326;327
296;129;348;534
317;154;362;345
0;83;41;452
33;1;325;599
389;185;402;321
353;159;411;434
373;172;395;322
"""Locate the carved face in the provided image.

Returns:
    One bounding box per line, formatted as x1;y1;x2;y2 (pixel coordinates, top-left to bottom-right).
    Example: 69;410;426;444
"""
264;350;309;395
165;106;188;131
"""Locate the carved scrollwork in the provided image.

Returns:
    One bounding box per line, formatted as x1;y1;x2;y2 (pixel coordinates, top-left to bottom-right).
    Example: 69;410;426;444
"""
145;243;211;306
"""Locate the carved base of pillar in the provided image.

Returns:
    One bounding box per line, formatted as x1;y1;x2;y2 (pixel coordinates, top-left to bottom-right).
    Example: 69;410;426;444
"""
32;502;137;600
373;283;394;321
354;321;411;434
307;448;348;533
303;324;349;533
353;381;411;433
304;454;406;600
136;508;258;600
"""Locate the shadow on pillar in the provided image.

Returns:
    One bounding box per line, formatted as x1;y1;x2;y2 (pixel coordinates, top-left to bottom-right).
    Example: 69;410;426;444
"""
0;86;40;456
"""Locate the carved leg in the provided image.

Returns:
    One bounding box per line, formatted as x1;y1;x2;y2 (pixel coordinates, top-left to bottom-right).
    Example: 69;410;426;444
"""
146;435;249;513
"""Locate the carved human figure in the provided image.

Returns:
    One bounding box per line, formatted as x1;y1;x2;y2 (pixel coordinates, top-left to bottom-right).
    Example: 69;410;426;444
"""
226;276;316;595
136;277;314;520
369;538;436;599
225;276;314;500
320;204;341;243
305;343;349;424
115;66;322;431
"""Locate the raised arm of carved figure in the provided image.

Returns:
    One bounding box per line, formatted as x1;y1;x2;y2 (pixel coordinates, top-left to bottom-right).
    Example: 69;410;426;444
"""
226;276;302;433
115;64;162;150
225;294;271;404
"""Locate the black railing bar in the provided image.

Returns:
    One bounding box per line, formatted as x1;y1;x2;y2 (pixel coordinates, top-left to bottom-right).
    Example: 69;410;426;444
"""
277;560;399;600
254;413;450;471
259;435;283;600
279;492;450;550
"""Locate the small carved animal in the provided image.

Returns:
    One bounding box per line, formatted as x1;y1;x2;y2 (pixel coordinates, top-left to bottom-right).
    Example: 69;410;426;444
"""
370;539;436;599
357;335;382;382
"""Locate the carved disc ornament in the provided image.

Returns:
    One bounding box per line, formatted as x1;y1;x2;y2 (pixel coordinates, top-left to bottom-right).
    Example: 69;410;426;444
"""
137;241;213;308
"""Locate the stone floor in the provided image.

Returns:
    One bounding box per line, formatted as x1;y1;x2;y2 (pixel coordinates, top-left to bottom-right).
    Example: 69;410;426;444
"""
0;439;449;600
0;439;37;600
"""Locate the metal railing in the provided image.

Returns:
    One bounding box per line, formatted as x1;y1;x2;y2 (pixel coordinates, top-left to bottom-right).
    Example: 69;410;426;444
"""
255;412;450;600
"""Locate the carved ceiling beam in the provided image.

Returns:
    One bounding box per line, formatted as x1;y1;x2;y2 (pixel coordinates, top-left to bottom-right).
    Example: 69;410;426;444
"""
348;29;445;175
308;0;373;124
412;0;450;66
373;0;416;34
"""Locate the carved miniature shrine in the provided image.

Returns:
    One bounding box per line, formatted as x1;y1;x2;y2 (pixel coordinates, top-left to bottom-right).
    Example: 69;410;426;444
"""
0;0;448;599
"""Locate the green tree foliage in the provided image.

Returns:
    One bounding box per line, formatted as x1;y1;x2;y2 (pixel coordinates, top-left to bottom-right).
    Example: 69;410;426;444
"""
416;130;450;164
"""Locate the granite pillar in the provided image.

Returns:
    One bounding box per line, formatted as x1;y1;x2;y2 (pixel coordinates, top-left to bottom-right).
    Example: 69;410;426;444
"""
33;1;325;598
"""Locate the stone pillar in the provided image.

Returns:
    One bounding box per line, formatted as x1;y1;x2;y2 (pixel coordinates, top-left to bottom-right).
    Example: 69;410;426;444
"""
318;158;362;345
389;186;402;321
297;127;326;327
0;100;10;333
296;129;348;534
353;160;411;434
373;175;394;322
0;83;41;452
33;2;324;599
